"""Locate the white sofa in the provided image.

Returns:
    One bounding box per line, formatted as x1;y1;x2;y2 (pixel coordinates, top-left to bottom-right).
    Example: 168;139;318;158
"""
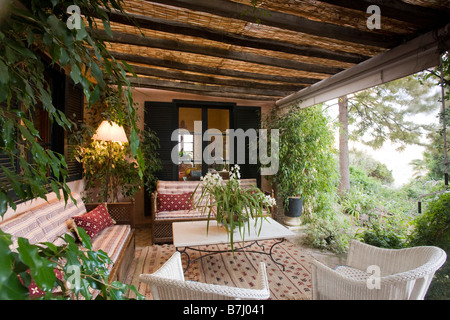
0;193;135;284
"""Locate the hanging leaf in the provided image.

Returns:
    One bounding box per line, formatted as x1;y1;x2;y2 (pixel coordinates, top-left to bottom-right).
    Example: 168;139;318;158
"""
17;238;56;293
0;60;9;84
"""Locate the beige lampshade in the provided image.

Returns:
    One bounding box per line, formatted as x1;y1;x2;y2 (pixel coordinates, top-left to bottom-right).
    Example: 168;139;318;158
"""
92;120;128;143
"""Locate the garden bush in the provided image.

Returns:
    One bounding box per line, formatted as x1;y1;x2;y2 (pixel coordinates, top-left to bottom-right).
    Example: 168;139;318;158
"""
303;211;354;254
409;192;450;300
357;213;411;249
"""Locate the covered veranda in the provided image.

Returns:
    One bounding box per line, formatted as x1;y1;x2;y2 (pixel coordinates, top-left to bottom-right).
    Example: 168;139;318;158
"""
95;0;450;228
105;0;450;301
1;0;449;302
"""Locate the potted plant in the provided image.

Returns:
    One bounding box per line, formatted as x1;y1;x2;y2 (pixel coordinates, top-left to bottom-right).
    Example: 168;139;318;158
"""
264;103;338;225
70;90;162;226
190;165;276;251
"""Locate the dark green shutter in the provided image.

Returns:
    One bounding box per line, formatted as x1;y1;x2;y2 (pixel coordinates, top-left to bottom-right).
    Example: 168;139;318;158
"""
233;106;261;188
64;76;84;182
144;102;178;181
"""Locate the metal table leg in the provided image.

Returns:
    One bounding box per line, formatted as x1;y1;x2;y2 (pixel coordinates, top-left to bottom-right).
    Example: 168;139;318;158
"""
176;238;287;273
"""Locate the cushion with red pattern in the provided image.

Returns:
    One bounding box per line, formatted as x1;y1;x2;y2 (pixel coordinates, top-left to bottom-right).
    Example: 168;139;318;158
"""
18;268;64;298
73;203;115;239
157;192;193;211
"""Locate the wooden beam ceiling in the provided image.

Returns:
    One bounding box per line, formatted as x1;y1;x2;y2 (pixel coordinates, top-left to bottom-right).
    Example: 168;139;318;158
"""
102;9;370;64
110;51;321;85
128;64;304;91
319;0;450;28
144;0;399;47
95;29;344;75
97;0;450;101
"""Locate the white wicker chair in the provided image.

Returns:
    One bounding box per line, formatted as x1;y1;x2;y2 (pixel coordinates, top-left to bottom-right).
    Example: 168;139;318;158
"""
139;252;270;300
312;240;447;300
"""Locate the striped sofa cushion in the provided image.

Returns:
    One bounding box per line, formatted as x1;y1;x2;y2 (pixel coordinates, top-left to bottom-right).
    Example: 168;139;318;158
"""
155;181;210;219
33;193;86;244
156;180;204;194
238;179;257;189
154;180;258;220
155;209;210;220
0;210;46;250
91;224;132;269
0;193;86;250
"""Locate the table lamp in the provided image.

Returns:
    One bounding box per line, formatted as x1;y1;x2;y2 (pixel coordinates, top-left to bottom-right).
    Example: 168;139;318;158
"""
92;120;128;202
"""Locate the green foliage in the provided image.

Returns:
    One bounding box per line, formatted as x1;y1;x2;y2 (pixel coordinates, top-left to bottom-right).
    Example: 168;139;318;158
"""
71;90;162;202
0;0;142;215
349;149;394;185
303;210;353;254
369;163;394;185
349;166;380;191
348;74;438;151
410;192;450;250
414;52;449;183
190;166;276;252
265;103;338;216
357;214;411;249
0;0;144;300
0;227;143;300
141;128;162;195
71;89;142;203
75;138;140;203
340;187;376;221
410;192;450;300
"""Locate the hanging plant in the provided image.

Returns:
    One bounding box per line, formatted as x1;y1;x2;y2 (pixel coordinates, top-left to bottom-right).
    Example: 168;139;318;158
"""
0;0;143;299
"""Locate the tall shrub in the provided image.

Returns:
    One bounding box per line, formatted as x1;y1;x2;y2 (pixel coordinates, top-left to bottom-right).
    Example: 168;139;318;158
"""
265;103;338;220
410;192;450;299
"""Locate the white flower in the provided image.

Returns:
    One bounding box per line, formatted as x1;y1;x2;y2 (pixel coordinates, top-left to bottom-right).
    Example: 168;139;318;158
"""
262;194;276;207
201;172;223;185
229;165;241;180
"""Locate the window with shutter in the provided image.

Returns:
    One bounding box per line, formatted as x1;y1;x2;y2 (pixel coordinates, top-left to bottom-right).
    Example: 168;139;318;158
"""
233;106;262;188
0;67;84;204
64;76;84;182
144;101;178;182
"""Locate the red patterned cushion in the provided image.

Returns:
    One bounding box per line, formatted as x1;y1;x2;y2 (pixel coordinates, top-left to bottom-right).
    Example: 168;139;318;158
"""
19;268;64;297
157;192;193;211
73;204;115;239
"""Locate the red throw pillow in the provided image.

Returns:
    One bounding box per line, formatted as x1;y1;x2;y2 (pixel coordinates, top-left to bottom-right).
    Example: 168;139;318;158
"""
18;268;64;297
157;192;193;211
73;204;115;239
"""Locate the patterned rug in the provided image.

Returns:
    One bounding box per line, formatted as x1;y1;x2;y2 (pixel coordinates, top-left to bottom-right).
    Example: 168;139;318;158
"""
126;239;313;300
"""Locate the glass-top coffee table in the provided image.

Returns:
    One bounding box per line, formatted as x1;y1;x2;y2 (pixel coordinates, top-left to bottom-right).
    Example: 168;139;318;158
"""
173;217;295;272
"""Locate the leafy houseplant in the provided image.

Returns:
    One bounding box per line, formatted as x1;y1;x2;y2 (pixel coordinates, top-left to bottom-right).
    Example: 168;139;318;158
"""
264;103;338;223
0;227;143;300
71;89;142;203
190;165;276;251
71;90;162;203
0;0;143;300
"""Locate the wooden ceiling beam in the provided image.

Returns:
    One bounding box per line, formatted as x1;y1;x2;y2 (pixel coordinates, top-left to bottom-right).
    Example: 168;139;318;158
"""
104;9;369;64
127;78;281;101
129;64;305;91
94;29;344;75
145;0;399;48
137;87;278;101
319;0;450;27
111;51;322;85
128;76;294;97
